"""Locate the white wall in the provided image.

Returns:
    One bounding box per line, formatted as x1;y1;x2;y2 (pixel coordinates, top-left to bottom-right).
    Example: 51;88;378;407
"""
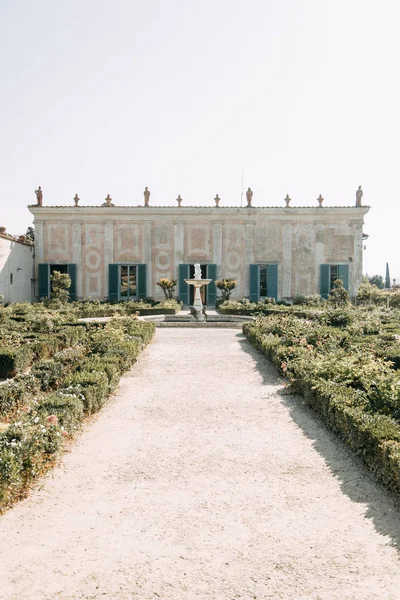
0;237;34;303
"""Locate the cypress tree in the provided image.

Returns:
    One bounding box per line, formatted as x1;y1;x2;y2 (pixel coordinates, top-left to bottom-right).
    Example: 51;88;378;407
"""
385;262;391;289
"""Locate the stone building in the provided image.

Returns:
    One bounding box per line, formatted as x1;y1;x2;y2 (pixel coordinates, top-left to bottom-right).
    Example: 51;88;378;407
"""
0;231;34;303
29;195;369;304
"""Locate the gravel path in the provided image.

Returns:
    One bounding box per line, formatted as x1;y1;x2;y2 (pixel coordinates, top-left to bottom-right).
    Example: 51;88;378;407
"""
1;329;400;600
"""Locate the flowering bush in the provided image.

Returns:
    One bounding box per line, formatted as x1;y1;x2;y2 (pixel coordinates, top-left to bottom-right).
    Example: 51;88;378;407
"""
156;278;177;299
215;279;237;302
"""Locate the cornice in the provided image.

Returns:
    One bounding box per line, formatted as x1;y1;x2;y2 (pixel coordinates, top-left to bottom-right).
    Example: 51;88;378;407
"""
28;205;370;222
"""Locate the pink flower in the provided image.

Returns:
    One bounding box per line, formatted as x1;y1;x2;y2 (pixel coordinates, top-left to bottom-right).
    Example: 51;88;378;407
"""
45;415;59;427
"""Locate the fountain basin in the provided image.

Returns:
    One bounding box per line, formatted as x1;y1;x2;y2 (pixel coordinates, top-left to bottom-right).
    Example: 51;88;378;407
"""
184;279;212;286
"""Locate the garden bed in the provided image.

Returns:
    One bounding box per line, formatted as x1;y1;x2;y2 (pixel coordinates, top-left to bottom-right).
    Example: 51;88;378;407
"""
243;308;400;493
0;302;156;511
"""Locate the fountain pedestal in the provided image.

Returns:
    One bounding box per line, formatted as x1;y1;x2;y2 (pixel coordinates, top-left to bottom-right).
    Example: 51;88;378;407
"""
184;263;213;321
184;279;212;321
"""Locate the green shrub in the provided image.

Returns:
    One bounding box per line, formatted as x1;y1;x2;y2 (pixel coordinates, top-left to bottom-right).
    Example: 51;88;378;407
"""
0;416;62;506
0;374;39;419
50;271;71;303
79;356;121;391
243;314;400;492
32;359;64;391
0;346;33;377
36;392;84;434
379;345;400;370
320;309;353;327
328;279;350;308
64;370;109;414
292;293;322;306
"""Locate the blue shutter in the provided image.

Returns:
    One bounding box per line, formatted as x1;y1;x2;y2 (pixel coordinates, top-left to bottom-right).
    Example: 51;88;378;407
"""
108;264;119;302
179;264;190;305
38;264;50;300
67;264;77;301
206;264;217;306
267;264;278;301
137;264;147;299
338;265;349;291
249;264;259;302
320;264;330;299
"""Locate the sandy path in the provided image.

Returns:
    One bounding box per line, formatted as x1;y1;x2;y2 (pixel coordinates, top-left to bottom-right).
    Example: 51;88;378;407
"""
0;329;400;600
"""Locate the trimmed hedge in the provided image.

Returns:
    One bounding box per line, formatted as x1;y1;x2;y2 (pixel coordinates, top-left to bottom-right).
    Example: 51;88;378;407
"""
36;392;84;434
243;317;400;493
0;313;156;512
0;346;33;377
0;374;40;419
0;416;62;506
64;370;109;414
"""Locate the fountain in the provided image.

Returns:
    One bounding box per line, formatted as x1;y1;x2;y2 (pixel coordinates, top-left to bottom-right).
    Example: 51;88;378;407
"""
184;263;212;322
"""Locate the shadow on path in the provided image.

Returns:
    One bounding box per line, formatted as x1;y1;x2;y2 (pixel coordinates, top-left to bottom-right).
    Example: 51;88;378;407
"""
236;331;400;552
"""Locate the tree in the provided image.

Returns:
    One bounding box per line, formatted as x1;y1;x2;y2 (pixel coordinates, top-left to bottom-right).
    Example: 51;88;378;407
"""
156;277;177;299
385;262;391;289
25;226;35;241
368;274;384;289
215;278;237;301
329;279;350;308
50;271;71;303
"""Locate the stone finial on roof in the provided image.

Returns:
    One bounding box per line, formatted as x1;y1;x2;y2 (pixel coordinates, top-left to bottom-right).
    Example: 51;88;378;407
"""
74;194;80;207
214;194;220;207
317;194;324;207
176;194;182;207
102;194;114;207
144;187;150;206
284;194;291;207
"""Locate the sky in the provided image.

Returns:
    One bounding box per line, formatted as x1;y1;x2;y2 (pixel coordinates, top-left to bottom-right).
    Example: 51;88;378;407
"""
1;0;399;279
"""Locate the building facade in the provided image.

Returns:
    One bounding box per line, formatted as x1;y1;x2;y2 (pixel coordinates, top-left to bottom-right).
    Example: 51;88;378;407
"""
29;203;369;304
0;234;34;304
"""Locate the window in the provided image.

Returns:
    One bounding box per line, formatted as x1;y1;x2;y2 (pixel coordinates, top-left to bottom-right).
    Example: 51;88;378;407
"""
249;264;278;302
120;265;137;299
259;266;268;297
108;264;147;302
320;264;349;299
10;273;13;285
330;265;338;290
38;264;77;301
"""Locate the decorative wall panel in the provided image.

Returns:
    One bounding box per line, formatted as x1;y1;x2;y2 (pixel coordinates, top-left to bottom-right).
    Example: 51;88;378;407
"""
44;223;72;262
153;222;174;295
115;223;141;263
185;223;211;262
83;223;104;298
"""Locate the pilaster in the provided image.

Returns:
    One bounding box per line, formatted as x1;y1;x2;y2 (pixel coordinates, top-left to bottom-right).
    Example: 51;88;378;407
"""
173;222;184;280
212;223;223;278
72;221;83;299
104;221;114;299
142;222;152;296
282;223;292;298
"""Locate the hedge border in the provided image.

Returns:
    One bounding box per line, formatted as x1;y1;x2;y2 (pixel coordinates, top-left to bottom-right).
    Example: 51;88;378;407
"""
0;318;156;512
243;321;400;494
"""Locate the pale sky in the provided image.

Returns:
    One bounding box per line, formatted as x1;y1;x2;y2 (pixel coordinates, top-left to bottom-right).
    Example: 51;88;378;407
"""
1;0;399;279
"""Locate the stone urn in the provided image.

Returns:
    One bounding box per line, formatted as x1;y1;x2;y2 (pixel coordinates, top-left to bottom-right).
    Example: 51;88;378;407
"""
214;194;220;207
317;194;324;207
